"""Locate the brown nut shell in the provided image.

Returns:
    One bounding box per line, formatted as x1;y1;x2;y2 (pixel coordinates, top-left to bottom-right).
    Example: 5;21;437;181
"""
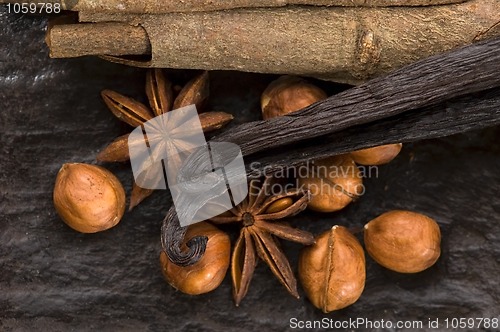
160;221;230;295
53;163;126;233
298;155;363;212
261;75;327;119
299;226;366;313
364;210;441;273
350;144;403;165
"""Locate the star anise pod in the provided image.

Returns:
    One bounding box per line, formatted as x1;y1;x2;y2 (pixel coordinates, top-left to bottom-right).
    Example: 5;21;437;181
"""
96;69;234;210
209;175;315;306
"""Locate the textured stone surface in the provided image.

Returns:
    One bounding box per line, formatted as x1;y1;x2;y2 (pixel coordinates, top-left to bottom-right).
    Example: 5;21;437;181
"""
1;8;499;331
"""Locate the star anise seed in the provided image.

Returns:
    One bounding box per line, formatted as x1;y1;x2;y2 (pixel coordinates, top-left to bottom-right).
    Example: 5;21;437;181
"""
146;68;173;116
210;175;314;306
98;69;233;210
173;70;209;110
101;89;154;127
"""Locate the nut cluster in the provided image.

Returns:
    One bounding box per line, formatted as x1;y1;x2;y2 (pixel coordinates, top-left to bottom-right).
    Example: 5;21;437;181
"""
298;210;441;312
259;76;440;312
260;75;403;214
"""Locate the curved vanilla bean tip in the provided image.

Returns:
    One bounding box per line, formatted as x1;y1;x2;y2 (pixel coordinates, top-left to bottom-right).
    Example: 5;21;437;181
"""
161;208;208;267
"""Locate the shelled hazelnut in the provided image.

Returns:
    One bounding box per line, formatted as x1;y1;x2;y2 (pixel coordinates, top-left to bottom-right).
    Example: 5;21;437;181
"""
364;210;441;273
261;75;327;119
160;221;230;295
350;144;403;165
298;155;363;212
299;226;366;313
53;163;126;233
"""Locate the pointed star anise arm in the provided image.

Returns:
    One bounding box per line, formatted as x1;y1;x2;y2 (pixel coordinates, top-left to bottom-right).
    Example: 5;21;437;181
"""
129;183;154;211
101;89;154;127
209;210;241;224
146;68;173;116
232;229;256;306
248;176;271;211
198;112;234;132
173;71;209;110
254;219;315;245
129;150;168;210
249;228;299;299
96;133;130;162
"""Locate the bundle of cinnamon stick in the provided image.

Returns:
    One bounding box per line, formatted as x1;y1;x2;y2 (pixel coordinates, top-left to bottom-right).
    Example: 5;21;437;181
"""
7;0;500;84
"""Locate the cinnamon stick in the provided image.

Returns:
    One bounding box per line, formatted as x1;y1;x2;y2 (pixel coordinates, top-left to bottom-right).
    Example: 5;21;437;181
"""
47;22;150;58
44;0;468;13
46;0;500;84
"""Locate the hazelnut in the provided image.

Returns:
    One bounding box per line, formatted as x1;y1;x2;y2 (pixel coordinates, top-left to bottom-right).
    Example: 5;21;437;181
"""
53;163;126;233
160;221;230;295
364;210;441;273
350;144;403;165
298;155;363;212
261;75;327;119
298;226;365;313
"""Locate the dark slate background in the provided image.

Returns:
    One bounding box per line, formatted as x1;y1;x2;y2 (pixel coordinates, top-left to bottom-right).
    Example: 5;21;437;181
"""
1;7;499;332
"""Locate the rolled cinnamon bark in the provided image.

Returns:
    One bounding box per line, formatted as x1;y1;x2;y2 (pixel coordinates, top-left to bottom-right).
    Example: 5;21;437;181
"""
46;0;500;84
47;22;151;57
53;0;468;13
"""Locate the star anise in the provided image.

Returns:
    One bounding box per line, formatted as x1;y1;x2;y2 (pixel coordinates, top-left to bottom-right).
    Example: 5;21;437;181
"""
209;175;315;306
96;69;234;210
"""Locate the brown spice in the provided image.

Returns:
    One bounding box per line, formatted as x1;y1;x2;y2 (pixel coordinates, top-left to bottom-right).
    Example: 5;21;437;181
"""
53;163;126;233
97;69;233;210
364;210;441;273
299;225;366;313
160;221;230;295
209;175;314;306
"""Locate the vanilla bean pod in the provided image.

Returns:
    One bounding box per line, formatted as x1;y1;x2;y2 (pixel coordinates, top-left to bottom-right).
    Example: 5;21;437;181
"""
212;37;500;155
247;87;500;176
162;37;500;266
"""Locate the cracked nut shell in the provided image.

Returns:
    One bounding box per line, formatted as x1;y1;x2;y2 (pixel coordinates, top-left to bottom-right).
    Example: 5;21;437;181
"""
160;221;230;295
298;225;366;313
364;210;441;273
53;163;126;233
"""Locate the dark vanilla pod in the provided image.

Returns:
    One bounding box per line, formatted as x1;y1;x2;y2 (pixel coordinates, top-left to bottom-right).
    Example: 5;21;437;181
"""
247;87;500;176
212;37;500;156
